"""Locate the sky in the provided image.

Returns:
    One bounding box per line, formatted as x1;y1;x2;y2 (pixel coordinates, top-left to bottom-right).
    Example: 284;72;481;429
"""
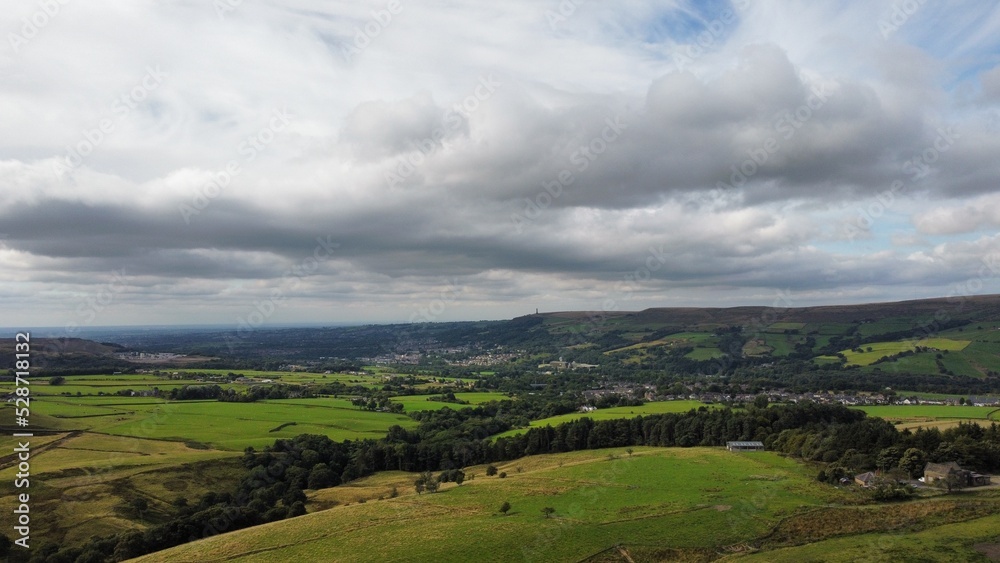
2;0;1000;330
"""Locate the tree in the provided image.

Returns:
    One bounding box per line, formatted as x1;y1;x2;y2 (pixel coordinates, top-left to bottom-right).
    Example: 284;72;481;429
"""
425;478;440;493
130;497;149;520
899;448;927;478
454;470;465;486
308;464;335;489
415;470;439;494
876;446;904;471
499;501;511;516
625;447;634;457
49;376;66;386
938;471;966;494
486;464;498;476
541;506;555;518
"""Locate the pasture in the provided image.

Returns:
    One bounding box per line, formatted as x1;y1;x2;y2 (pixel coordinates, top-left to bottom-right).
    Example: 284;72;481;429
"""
92;399;417;450
1;391;420;451
855;404;1000;431
494;401;717;439
839;338;970;366
0;432;242;549
389;392;510;412
130;447;848;563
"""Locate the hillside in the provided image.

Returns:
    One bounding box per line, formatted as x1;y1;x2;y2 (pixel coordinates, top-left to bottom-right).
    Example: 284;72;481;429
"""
128;447;1000;563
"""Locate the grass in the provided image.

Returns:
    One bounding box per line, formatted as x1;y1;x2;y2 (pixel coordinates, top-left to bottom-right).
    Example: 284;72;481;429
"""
494;401;718;438
762;333;798;356
0;395;417;450
0;432;242;550
686;347;724;360
854;405;999;420
855;404;1000;430
766;322;806;331
839;338;971;366
389;392;510;412
731;512;1000;562
93;400;417;450
130;447;848;563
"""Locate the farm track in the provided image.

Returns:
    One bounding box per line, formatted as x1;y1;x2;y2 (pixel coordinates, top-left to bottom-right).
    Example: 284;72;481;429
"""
0;430;81;470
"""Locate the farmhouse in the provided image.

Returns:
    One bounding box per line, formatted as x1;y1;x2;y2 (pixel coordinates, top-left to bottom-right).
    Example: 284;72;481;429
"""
923;461;992;487
726;441;764;452
854;472;878;487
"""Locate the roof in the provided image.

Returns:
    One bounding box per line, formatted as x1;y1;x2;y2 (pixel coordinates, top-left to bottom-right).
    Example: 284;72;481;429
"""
924;461;962;474
726;441;764;447
855;472;877;483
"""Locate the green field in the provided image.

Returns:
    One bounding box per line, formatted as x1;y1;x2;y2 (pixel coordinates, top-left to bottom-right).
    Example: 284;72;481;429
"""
130;447;850;563
389;392;510;412
855;404;1000;421
494;401;717;439
0;432;242;549
93;400;416;450
837;338;971;366
131;445;1000;563
855;404;1000;431
1;394;419;450
732;512;1000;562
766;322;805;331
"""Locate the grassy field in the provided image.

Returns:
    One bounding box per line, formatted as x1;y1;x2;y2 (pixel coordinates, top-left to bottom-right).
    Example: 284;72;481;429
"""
130;447;850;563
0;432;242;549
130;445;1000;563
838;338;971;366
494;401;717;439
1;393;419;450
389;392;510;412
855;404;1000;431
855;405;1000;420
93;400;417;450
730;512;1000;562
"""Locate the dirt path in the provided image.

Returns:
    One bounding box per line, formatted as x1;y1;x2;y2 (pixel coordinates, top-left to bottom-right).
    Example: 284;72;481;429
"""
0;430;82;469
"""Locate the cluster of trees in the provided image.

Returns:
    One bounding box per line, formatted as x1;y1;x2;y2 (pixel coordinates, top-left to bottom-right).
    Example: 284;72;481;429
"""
414;469;465;494
350;393;405;413
167;384;309;402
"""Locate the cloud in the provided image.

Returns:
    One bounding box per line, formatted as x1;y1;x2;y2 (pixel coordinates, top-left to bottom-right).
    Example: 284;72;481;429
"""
2;0;1000;326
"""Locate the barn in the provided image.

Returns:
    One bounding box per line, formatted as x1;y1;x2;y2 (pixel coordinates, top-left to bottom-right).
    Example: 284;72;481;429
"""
726;441;764;452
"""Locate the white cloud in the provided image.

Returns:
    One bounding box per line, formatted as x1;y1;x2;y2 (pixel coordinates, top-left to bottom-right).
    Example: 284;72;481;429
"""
1;0;999;326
